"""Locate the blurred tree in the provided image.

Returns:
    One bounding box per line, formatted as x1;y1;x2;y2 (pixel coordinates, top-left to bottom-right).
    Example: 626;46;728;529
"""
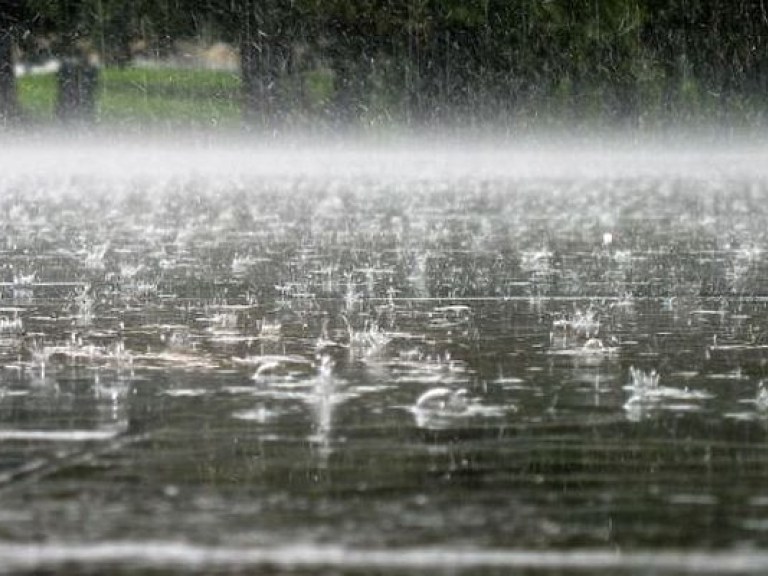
9;0;768;127
0;0;23;123
27;0;100;123
236;0;295;126
90;0;133;66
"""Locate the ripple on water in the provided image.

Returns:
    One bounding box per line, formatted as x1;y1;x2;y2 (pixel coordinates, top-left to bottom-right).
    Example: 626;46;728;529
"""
408;386;516;430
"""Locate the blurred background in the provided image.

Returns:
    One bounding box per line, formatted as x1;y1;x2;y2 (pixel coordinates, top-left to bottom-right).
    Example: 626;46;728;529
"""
1;1;768;132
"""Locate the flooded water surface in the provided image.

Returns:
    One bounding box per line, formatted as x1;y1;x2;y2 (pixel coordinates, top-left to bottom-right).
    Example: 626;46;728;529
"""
2;142;768;574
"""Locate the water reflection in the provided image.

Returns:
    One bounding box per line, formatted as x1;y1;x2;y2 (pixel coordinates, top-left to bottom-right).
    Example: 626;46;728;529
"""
0;360;130;441
307;355;338;466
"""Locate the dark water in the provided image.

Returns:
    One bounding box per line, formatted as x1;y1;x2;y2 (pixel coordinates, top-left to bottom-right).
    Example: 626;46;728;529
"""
2;144;768;574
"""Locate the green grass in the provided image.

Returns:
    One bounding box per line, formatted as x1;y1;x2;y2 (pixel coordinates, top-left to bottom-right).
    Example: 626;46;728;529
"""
18;67;243;129
17;72;57;122
19;64;764;132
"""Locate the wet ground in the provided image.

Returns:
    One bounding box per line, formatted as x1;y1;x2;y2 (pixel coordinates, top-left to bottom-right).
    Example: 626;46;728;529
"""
2;142;768;574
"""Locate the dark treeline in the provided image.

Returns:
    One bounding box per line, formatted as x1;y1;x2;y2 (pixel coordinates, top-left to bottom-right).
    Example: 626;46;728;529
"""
2;0;768;128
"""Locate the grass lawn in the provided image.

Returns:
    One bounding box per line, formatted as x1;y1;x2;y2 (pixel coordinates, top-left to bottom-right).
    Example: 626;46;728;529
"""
18;67;243;129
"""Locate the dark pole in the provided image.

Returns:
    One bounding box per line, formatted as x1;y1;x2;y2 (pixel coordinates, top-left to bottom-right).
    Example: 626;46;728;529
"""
239;0;290;130
55;0;98;124
0;1;19;124
239;0;259;125
108;1;133;68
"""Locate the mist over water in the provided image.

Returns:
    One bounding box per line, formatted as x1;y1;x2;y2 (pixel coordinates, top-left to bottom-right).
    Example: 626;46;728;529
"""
3;135;768;574
3;132;768;180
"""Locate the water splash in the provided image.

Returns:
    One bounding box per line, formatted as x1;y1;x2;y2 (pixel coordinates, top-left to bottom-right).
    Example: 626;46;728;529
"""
415;387;469;413
0;313;23;335
629;366;660;394
343;316;391;357
624;366;713;419
410;386;513;429
242;355;314;383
